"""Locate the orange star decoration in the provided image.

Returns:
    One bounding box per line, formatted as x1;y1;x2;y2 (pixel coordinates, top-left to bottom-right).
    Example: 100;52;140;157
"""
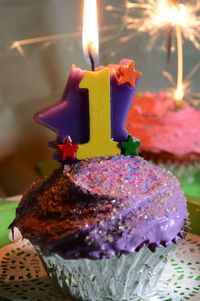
56;137;79;160
118;61;142;88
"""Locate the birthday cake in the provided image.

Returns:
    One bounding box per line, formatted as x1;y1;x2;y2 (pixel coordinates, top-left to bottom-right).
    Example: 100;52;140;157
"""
10;61;189;301
126;91;200;163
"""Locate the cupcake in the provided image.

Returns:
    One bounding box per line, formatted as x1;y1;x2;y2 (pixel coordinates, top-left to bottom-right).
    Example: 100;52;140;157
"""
10;61;189;301
126;91;200;164
10;154;188;300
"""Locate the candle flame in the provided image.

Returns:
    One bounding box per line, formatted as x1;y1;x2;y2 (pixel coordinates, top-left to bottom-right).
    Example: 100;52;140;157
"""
82;0;99;65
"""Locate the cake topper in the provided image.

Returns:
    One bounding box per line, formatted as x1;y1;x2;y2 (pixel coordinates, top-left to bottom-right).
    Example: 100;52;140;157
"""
34;60;141;162
34;0;142;162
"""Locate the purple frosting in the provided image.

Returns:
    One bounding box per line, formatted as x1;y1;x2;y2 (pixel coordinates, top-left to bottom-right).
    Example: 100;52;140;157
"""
39;155;188;259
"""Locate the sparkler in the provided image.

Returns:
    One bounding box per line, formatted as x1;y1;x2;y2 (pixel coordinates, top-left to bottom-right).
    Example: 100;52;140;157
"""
121;0;200;49
8;25;118;60
106;0;200;102
9;1;200;103
9;32;81;57
164;61;200;108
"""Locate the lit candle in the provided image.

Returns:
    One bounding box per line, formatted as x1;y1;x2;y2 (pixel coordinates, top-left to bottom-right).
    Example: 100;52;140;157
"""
78;0;118;159
34;0;142;161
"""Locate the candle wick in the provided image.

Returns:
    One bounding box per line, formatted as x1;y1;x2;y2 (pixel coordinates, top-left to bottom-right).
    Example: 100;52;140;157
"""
88;42;95;71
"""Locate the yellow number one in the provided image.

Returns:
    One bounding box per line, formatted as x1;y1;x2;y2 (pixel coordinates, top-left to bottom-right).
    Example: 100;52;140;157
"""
77;68;120;160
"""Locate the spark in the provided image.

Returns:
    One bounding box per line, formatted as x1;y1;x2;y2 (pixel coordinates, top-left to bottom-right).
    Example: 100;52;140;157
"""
121;0;200;50
163;60;200;108
174;23;183;101
105;0;200;60
9;24;119;58
9;0;200;105
106;0;200;103
10;32;81;56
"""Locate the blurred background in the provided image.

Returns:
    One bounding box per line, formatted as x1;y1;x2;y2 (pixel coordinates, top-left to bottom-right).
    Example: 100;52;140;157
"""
0;0;200;196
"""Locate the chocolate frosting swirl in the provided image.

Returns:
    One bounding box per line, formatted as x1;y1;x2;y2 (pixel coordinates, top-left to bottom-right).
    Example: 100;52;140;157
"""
10;155;188;259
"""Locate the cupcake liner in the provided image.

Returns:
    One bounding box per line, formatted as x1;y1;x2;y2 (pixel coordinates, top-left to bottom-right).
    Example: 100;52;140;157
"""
36;242;179;301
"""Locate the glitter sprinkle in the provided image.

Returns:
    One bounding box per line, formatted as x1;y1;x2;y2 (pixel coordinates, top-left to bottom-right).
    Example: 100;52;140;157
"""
17;153;187;259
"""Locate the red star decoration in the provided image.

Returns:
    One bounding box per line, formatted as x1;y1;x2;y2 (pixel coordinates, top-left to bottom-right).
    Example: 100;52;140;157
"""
118;61;142;88
56;137;79;160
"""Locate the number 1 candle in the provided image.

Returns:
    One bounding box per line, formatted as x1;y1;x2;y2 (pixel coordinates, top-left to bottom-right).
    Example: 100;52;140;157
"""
34;0;142;162
77;68;120;159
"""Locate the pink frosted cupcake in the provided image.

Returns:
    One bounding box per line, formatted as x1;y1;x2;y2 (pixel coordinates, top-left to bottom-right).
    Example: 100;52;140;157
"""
126;91;200;164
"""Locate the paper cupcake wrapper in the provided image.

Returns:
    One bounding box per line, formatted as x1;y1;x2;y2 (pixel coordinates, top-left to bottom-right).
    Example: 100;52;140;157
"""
35;242;180;301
